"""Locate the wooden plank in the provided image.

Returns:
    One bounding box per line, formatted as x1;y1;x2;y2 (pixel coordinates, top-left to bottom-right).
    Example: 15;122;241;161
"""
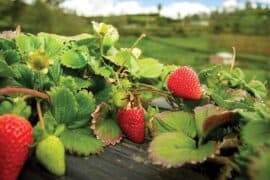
19;139;209;180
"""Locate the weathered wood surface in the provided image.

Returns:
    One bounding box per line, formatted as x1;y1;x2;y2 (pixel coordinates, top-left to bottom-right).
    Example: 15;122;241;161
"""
19;139;209;180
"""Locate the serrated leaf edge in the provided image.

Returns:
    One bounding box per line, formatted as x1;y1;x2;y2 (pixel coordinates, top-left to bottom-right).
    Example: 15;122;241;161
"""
91;102;122;146
148;140;221;168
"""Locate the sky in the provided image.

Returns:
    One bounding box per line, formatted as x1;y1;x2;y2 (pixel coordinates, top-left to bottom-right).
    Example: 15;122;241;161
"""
58;0;270;19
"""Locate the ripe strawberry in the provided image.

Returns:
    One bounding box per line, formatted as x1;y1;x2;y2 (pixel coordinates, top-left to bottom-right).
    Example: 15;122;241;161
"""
0;114;33;180
117;107;145;144
167;66;202;100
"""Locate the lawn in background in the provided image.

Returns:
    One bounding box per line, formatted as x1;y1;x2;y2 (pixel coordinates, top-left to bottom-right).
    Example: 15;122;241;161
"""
119;35;270;100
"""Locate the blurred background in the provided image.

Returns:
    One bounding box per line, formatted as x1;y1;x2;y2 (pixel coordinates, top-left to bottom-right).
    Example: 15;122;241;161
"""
0;0;269;99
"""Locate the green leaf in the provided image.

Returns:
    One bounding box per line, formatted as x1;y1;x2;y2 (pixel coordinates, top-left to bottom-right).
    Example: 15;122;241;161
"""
148;132;217;168
71;90;95;129
61;49;88;69
59;76;78;92
91;103;122;145
127;56;139;76
208;88;254;111
199;65;222;84
150;111;196;138
39;34;64;59
73;77;93;90
249;149;270;180
238;103;270;122
15;34;40;55
222;68;245;87
108;49;130;65
33;112;58;141
137;58;163;78
59;128;104;156
48;61;62;85
194;104;233;137
0;60;15;78
95;85;113;105
49;87;78;124
245;80;267;99
241;121;270;147
4;49;20;64
12;64;34;88
95;65;114;78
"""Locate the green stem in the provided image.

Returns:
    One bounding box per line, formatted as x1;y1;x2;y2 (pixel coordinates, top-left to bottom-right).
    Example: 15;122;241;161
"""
36;99;45;130
115;34;146;86
136;83;170;95
0;87;50;102
136;88;170;97
130;33;146;49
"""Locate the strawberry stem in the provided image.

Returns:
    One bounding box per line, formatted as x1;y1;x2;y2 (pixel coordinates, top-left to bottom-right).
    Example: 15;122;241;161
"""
36;99;45;130
0;87;50;102
230;47;236;72
135;83;171;97
115;34;146;86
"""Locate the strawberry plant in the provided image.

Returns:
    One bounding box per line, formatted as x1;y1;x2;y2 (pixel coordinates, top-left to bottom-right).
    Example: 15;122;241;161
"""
0;22;269;179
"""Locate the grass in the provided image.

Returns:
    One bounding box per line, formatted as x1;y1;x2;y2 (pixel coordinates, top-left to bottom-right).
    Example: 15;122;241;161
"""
118;36;209;67
119;35;269;70
210;34;270;57
119;35;270;98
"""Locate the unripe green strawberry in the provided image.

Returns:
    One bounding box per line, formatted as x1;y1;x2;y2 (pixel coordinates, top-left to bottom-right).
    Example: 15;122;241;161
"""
36;135;65;176
113;90;126;108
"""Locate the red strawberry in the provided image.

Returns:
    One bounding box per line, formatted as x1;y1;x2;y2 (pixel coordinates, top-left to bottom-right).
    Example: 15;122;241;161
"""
0;114;33;180
117;107;145;144
167;66;202;100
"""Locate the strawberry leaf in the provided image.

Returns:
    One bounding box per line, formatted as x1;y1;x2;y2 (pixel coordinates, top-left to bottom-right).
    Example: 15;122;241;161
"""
241;121;270;147
76;90;96;118
59;76;78;92
248;148;270;180
49;87;78;124
38;34;64;59
149;111;196;138
95;65;114;78
59;128;104;156
91;103;122;145
148;132;218;168
245;80;267;99
0;60;15;78
3;49;20;64
105;49;139;75
15;34;40;55
137;58;163;78
49;87;96;129
48;61;62;85
194;104;234;137
61;48;88;69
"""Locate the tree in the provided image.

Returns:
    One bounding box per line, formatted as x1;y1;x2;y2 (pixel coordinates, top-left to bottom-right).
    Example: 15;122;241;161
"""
245;1;252;9
42;0;65;7
157;3;162;16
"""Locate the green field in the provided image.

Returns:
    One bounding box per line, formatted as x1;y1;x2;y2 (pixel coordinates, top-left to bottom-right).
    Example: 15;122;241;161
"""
119;36;209;66
119;35;270;100
119;35;269;67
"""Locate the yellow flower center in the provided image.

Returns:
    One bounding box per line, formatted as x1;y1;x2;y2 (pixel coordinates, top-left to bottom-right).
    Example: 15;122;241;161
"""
28;52;49;72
